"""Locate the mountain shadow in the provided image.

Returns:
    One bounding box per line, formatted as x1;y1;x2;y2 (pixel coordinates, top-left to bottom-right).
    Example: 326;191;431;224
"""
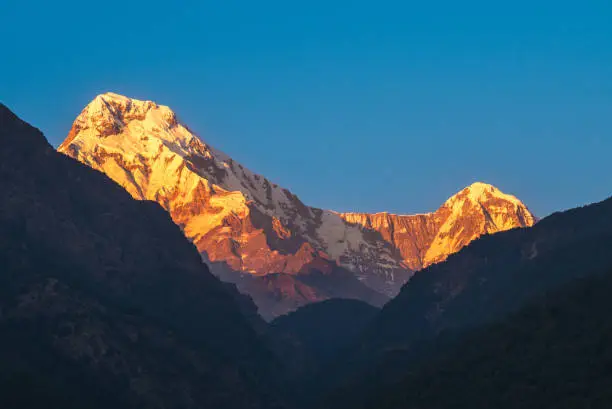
325;194;612;408
356;268;612;409
0;103;288;409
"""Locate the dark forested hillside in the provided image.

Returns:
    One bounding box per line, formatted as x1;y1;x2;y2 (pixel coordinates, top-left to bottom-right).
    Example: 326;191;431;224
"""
266;299;379;408
3;100;612;409
363;196;612;355
272;299;379;363
360;269;612;409
0;103;286;409
325;195;612;408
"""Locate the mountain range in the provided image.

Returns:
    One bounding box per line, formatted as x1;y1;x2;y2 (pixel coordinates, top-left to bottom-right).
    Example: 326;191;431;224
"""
1;99;611;409
325;194;612;409
57;92;536;318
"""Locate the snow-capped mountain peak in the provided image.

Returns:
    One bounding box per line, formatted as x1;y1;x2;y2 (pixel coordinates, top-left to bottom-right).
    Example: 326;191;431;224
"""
59;94;300;214
61;93;204;161
445;181;525;208
58;93;537;317
421;182;536;266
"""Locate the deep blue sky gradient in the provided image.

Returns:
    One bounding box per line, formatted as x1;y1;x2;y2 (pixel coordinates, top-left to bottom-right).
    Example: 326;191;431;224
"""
1;0;611;216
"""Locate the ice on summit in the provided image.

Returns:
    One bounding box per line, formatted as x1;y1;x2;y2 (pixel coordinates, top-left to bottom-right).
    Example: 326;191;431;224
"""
58;92;537;299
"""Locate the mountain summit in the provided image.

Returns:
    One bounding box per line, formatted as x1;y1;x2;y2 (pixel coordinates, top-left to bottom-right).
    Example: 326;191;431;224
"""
0;102;286;409
341;181;535;270
59;93;536;317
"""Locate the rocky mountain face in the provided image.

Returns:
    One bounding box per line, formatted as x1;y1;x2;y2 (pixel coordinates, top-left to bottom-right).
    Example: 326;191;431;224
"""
58;93;536;318
0;103;287;409
341;182;536;270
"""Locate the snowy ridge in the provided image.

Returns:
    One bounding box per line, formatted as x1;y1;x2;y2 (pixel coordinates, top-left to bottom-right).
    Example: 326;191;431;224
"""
61;93;299;215
59;93;537;308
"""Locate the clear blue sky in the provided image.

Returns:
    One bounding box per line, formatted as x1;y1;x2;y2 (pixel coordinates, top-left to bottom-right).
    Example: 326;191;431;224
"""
1;0;611;217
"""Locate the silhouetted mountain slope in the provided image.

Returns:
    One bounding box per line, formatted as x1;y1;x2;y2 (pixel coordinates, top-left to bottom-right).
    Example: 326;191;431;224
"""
365;196;612;355
324;195;612;408
272;299;379;363
0;103;286;408
359;269;612;409
268;299;379;409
